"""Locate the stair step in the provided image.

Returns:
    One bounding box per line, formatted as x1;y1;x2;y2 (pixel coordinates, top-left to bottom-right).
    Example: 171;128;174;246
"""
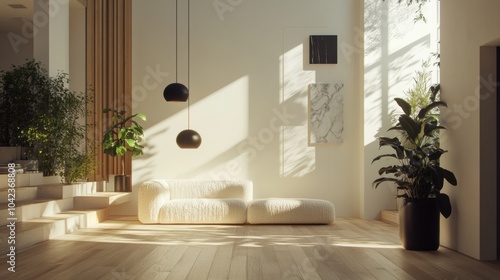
0;208;108;249
0;186;38;204
37;182;98;199
381;209;399;225
0;198;74;226
0;174;120;249
0;172;63;189
0;182;97;206
0;173;36;189
73;192;131;210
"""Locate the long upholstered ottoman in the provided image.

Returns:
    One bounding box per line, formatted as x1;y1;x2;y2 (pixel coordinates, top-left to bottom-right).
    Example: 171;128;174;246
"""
247;198;335;224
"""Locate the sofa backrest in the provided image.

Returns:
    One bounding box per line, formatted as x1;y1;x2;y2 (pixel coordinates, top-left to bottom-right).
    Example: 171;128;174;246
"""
167;179;253;201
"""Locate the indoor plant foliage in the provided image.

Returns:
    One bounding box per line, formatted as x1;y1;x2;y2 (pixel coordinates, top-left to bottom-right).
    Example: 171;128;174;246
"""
372;93;457;250
61;146;97;184
102;108;146;191
0;60;94;181
372;97;457;215
372;97;457;250
102;108;146;157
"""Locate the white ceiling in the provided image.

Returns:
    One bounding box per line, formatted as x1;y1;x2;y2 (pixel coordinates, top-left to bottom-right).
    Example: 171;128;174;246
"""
0;0;33;33
0;0;86;33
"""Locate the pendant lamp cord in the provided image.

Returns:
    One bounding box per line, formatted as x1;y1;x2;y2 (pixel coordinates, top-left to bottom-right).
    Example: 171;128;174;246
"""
175;0;178;83
187;0;191;129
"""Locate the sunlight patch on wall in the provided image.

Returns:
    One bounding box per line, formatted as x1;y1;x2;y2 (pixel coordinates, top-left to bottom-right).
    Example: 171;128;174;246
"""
364;69;383;146
281;126;315;177
281;44;315;103
280;38;316;177
134;76;249;180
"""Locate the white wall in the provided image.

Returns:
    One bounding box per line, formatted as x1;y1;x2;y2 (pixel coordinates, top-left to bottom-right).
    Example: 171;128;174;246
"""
440;0;500;260
0;31;33;71
69;0;86;94
112;0;364;217
363;0;438;219
33;0;70;76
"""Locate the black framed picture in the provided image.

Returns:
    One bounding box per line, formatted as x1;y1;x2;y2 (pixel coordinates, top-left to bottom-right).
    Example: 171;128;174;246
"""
309;35;338;64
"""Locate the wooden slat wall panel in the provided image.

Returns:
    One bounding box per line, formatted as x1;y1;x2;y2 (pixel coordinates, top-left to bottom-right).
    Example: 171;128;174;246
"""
86;0;132;182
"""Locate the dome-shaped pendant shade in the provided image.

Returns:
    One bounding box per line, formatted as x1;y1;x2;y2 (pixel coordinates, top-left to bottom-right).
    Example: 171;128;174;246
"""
176;129;202;149
164;83;189;102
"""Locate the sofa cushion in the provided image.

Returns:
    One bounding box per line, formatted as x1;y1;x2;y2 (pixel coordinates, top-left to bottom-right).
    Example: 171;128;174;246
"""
167;179;253;201
138;180;170;224
158;199;247;224
247;198;335;224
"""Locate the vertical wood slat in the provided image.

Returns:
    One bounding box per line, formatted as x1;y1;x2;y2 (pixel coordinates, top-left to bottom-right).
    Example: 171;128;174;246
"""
86;0;132;182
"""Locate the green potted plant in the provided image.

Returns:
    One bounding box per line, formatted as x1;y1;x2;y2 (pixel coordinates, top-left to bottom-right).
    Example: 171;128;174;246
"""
61;146;97;184
0;60;93;180
372;97;457;251
102;108;146;192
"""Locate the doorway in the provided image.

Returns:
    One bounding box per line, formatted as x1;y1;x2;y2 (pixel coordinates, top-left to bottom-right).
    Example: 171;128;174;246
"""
497;46;500;259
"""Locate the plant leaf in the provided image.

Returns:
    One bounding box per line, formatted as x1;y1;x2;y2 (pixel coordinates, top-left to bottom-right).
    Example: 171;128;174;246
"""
424;123;446;136
417;101;447;119
371;153;397;163
125;138;136;147
399;115;420;140
395;98;412;116
116;146;127;155
437;193;452;218
136;113;147;121
441;167;458;186
372;177;398;189
378;166;400;175
428;149;445;161
429;84;440;102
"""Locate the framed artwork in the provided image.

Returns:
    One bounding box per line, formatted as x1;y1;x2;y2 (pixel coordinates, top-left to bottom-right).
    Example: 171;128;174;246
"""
309;35;338;64
308;83;344;144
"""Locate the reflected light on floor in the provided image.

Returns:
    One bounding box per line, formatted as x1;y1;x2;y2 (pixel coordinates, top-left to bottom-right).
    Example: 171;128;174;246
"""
333;242;402;249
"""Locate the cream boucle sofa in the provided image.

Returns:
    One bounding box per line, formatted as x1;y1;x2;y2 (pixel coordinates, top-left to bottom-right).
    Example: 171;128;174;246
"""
138;179;253;224
138;179;335;225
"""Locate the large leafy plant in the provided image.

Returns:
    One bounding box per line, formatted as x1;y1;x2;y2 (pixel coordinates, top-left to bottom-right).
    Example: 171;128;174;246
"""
102;108;146;167
372;98;457;218
0;60;94;180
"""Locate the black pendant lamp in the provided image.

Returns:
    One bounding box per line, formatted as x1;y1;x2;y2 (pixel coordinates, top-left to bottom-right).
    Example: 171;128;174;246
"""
163;0;188;102
175;0;201;149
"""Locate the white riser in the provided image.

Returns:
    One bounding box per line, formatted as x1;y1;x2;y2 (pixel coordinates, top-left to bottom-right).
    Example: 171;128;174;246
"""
0;173;60;189
0;187;38;204
0;198;74;226
0;181;97;205
0;208;108;249
0;175;124;250
37;182;97;199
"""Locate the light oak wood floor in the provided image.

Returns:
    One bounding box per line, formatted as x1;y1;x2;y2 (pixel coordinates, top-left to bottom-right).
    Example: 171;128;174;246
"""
1;217;499;280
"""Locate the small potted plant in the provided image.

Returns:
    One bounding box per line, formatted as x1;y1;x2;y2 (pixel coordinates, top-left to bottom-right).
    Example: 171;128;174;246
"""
102;108;146;191
372;97;457;251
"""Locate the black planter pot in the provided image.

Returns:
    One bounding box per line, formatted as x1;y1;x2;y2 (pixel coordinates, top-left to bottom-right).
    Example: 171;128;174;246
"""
399;198;440;251
114;175;131;192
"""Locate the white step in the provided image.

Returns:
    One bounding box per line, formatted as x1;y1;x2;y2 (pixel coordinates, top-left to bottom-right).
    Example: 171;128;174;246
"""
74;192;131;210
0;198;74;226
0;208;108;249
0;186;38;204
0;181;97;205
37;182;97;199
0;173;35;189
0;173;61;189
0;175;120;249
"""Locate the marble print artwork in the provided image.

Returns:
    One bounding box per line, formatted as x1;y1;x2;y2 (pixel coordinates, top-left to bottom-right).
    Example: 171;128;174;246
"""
308;83;344;144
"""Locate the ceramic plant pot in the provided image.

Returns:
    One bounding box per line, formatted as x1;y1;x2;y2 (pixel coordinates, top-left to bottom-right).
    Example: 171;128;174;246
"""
399;198;440;251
